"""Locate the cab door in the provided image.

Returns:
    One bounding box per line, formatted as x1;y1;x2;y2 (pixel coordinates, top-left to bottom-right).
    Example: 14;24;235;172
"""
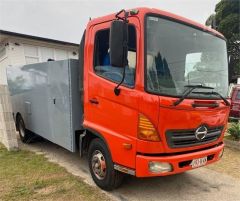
84;18;140;169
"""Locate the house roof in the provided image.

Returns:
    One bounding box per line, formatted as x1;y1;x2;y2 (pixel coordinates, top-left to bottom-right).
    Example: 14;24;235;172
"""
0;30;79;47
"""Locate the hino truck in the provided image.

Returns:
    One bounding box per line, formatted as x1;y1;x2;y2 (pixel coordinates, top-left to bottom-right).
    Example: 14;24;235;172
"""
7;8;230;190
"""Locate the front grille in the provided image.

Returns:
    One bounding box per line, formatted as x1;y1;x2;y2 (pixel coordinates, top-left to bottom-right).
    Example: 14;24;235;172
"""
166;126;223;148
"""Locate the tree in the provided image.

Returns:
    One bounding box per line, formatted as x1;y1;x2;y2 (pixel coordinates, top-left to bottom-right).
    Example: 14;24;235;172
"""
206;0;240;83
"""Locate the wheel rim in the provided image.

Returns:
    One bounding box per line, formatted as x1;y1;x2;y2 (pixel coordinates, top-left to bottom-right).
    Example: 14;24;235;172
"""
19;120;25;138
91;150;106;180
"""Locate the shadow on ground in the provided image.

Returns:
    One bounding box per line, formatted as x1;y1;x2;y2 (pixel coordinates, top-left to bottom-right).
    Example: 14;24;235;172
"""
19;137;240;201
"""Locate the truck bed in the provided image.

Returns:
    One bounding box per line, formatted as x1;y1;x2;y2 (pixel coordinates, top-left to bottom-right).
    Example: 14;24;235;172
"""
7;59;83;152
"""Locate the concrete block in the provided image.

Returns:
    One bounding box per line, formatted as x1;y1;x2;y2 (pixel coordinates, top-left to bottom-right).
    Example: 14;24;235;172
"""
5;139;18;151
4;121;15;131
0;123;4;130
2;96;12;112
0;84;18;151
0;116;2;123
2;112;12;121
0;104;3;113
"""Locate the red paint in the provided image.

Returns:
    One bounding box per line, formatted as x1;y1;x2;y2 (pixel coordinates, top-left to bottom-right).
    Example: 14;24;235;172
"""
136;143;224;177
83;8;229;176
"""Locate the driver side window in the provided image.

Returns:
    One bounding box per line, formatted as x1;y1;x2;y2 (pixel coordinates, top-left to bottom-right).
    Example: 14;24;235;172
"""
94;25;136;87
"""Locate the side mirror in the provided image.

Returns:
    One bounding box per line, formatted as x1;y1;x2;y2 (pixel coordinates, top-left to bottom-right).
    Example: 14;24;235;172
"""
109;20;128;68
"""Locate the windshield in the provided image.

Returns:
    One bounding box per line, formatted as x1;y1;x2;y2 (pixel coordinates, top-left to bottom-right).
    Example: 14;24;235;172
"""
145;15;229;98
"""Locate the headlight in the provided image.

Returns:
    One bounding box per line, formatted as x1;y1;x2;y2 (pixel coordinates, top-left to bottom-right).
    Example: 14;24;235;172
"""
149;161;173;173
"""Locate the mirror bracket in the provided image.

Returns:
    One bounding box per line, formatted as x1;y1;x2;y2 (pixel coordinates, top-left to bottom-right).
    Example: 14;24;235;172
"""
115;9;129;23
114;63;126;96
114;88;121;96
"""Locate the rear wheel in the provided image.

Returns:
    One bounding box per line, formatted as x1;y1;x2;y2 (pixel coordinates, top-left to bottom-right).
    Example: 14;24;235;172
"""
88;138;124;191
17;116;32;143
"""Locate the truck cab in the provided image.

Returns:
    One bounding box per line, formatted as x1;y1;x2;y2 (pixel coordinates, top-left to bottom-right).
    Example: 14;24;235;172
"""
81;8;229;190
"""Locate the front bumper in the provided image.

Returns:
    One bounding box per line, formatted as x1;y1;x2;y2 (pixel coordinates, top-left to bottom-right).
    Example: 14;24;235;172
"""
135;143;224;177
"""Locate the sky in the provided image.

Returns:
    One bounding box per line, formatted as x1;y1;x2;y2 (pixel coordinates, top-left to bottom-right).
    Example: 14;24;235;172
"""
0;0;220;44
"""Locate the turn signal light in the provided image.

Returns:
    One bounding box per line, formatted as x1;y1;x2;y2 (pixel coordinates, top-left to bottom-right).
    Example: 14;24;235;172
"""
138;114;160;141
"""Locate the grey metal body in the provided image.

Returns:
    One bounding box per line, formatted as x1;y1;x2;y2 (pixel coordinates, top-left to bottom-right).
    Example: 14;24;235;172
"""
7;59;83;152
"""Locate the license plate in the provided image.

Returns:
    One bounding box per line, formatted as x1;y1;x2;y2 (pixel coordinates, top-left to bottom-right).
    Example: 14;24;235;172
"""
190;157;207;168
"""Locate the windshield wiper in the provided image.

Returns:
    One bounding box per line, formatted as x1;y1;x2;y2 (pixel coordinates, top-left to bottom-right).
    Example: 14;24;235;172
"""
173;84;214;106
192;91;230;106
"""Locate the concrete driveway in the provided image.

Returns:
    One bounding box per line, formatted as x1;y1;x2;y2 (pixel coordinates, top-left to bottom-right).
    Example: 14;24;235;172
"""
20;139;240;201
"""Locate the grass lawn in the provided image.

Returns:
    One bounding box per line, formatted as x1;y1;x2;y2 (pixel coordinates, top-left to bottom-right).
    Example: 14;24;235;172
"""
0;143;111;201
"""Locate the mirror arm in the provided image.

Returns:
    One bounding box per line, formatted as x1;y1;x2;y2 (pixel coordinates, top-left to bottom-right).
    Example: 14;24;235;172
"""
115;9;129;23
113;9;129;96
114;64;126;96
115;9;124;17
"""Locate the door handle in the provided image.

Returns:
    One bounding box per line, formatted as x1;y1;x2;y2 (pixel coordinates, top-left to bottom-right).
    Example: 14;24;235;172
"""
89;98;99;104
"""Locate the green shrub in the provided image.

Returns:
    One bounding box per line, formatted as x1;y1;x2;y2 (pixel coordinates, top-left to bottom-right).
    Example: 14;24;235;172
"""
228;122;240;141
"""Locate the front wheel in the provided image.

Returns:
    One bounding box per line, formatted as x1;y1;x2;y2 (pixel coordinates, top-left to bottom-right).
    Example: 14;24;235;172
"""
88;138;124;191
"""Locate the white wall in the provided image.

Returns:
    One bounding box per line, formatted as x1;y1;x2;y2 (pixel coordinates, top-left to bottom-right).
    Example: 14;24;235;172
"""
22;43;78;64
0;36;79;84
0;56;9;85
8;42;26;66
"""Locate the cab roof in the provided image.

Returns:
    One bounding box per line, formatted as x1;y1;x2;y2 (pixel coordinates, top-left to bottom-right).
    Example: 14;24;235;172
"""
88;7;225;40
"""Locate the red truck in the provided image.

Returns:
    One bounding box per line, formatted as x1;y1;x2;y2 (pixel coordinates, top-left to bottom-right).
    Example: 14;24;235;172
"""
8;8;230;191
230;85;240;119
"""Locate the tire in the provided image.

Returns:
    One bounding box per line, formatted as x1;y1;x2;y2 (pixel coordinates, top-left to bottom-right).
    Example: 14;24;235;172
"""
16;115;32;143
88;138;124;191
